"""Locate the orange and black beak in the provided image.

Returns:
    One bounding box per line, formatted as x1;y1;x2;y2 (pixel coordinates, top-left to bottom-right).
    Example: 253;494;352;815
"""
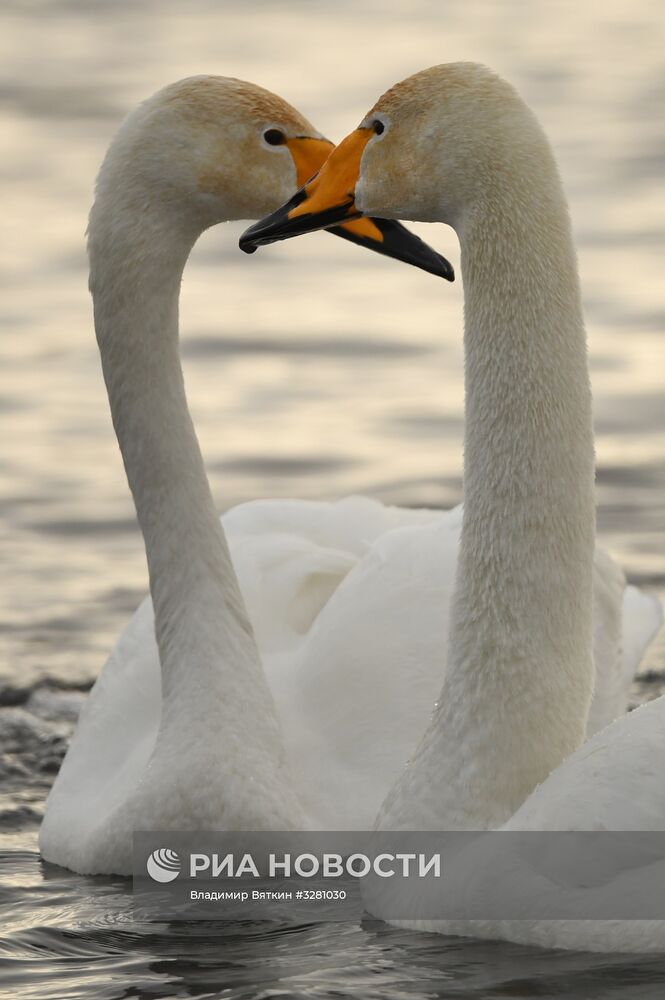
241;131;454;281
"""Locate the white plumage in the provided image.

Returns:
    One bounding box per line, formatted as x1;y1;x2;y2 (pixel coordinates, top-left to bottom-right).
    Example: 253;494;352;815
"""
41;66;662;947
42;495;660;869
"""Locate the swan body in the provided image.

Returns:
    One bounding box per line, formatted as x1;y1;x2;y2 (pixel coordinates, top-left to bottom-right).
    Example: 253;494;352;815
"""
242;62;664;951
43;494;660;868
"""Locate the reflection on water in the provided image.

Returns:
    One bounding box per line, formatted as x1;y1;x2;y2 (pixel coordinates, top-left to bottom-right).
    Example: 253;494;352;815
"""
0;0;664;997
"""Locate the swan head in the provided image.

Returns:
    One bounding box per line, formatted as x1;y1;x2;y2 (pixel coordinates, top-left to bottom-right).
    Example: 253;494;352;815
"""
93;76;333;228
241;62;552;246
90;75;453;278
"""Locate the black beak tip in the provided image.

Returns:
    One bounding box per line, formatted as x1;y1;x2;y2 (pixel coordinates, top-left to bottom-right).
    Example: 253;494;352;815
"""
239;217;271;253
349;217;455;283
239;187;316;254
428;257;455;282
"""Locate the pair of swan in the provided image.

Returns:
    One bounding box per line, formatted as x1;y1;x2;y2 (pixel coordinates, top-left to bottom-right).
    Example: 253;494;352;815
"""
39;68;662;951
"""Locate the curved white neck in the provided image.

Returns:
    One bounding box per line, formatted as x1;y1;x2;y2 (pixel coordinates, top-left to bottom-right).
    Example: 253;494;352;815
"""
381;146;596;830
88;192;292;791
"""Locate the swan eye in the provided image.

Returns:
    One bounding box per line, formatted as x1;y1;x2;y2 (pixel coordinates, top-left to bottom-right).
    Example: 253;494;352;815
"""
372;120;385;135
264;128;286;146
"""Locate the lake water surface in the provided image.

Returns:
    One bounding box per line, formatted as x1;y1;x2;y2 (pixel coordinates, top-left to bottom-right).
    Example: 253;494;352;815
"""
1;1;664;997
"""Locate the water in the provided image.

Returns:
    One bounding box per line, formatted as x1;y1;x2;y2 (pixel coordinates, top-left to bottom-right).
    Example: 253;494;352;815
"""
1;0;664;996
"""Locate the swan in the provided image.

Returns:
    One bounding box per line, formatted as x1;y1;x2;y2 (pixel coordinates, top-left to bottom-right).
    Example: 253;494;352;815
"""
38;75;455;876
240;63;665;950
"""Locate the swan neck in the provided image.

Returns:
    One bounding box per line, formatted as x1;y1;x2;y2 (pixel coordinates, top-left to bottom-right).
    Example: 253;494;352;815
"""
381;159;596;832
451;175;595;822
456;174;595;652
88;197;279;741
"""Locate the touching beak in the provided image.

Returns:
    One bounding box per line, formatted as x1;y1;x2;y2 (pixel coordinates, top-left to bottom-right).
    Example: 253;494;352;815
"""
241;131;454;281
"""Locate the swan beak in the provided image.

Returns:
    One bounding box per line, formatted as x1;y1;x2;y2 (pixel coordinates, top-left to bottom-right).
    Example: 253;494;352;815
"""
241;131;454;281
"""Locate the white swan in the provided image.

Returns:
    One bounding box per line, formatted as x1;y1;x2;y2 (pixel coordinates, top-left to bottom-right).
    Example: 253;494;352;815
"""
38;76;454;876
241;63;665;950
